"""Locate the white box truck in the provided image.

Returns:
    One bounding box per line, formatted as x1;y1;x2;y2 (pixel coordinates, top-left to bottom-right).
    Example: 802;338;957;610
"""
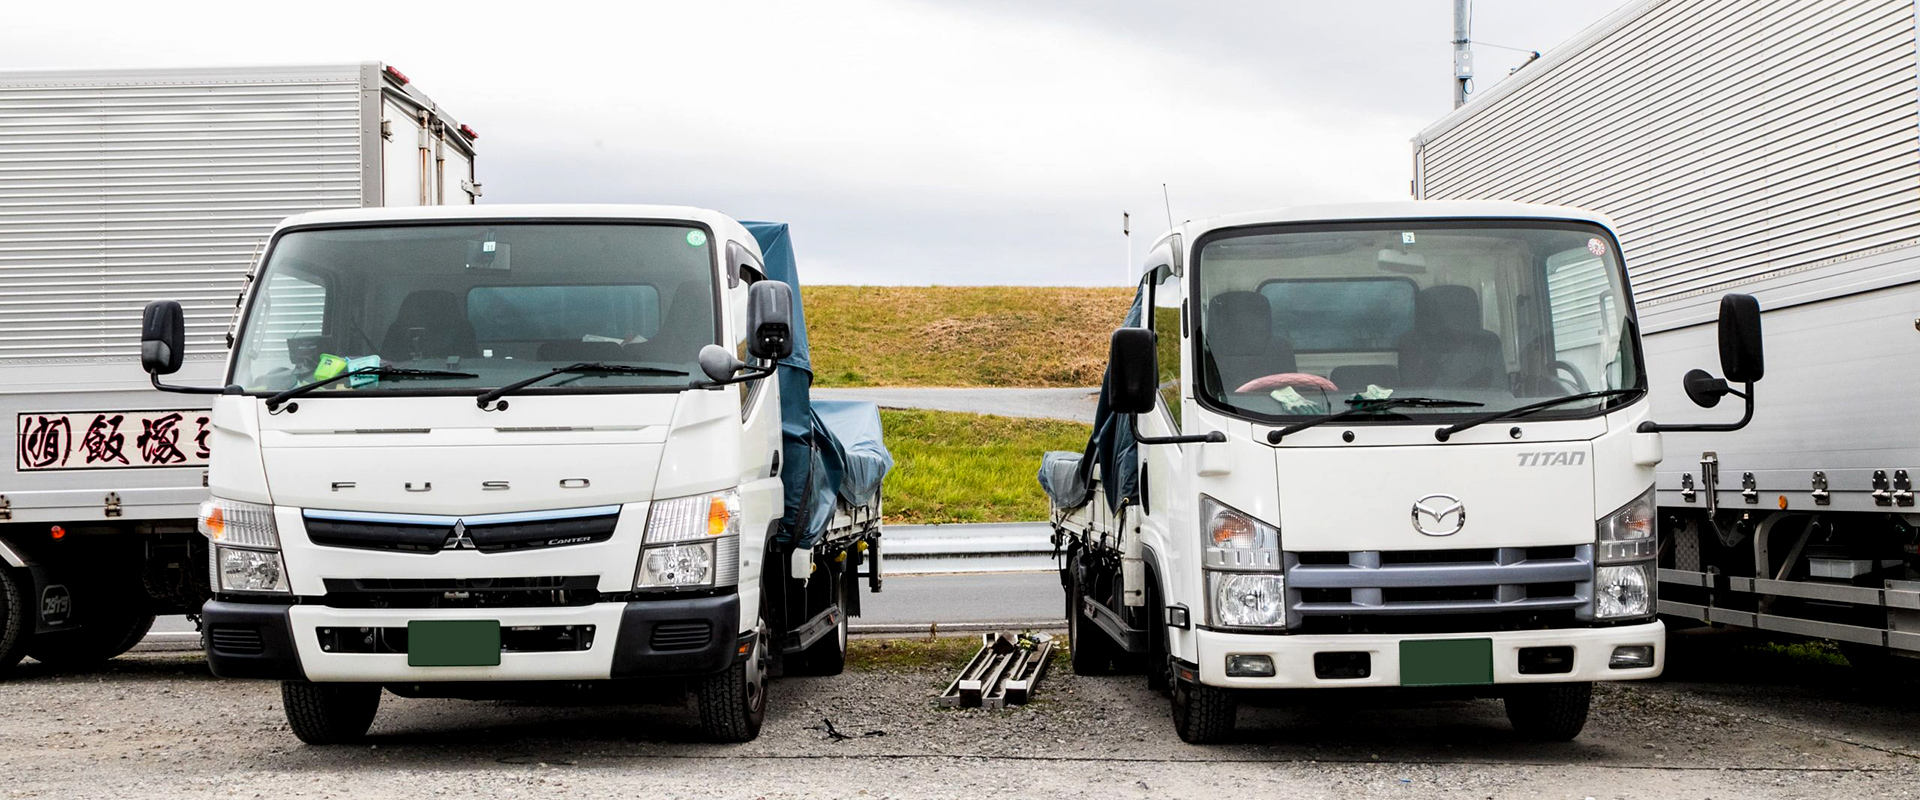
136;205;890;744
1042;201;1766;742
0;63;476;675
1412;0;1920;672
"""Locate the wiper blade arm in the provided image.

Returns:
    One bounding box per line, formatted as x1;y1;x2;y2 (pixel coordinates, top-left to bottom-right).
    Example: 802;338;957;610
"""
476;362;689;411
1435;388;1645;441
264;366;477;412
1267;396;1484;443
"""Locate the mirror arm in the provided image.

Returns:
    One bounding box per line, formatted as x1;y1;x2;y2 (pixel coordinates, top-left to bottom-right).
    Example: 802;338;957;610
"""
695;363;776;389
1135;425;1226;446
149;372;235;396
1638;382;1755;433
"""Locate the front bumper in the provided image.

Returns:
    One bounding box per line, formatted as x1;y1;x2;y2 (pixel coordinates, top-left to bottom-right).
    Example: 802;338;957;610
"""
202;595;740;683
1194;620;1663;688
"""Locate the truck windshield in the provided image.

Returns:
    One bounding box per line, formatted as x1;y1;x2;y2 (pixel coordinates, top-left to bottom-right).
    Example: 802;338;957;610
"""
1191;220;1641;424
229;223;716;395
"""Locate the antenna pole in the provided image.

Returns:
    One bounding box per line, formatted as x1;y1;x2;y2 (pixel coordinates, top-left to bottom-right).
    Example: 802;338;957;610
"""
1123;211;1132;285
1452;0;1473;107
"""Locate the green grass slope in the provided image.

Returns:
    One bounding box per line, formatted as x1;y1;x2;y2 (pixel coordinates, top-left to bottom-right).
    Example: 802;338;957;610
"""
803;286;1134;387
879;409;1090;525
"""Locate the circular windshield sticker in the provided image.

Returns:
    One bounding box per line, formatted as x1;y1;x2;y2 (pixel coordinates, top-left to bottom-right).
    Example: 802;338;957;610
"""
1586;237;1607;256
686;230;708;247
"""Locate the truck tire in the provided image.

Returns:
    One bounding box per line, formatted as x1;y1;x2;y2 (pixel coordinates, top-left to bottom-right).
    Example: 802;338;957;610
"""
281;682;381;745
0;569;30;674
1067;557;1120;675
26;604;155;669
1504;681;1591;741
792;573;849;677
1171;677;1237;744
696;620;769;742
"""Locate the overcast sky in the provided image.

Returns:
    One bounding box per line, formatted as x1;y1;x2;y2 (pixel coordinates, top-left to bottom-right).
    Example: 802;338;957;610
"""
4;1;1627;285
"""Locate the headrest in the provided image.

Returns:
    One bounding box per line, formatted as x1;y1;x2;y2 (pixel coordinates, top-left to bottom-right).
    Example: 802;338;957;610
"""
396;290;462;320
1416;285;1483;332
1207;291;1272;356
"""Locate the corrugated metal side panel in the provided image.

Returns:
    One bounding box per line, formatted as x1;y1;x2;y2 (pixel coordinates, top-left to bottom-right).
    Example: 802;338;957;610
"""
1417;0;1920;307
0;75;363;364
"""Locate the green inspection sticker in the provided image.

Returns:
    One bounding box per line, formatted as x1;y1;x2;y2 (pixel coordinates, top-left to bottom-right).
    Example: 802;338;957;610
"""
685;229;708;247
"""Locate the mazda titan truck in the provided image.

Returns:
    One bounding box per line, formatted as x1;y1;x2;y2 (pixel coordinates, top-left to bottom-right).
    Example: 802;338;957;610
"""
1042;201;1764;742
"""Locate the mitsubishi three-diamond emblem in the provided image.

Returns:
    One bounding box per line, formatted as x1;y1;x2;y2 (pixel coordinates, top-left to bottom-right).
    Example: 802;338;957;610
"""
444;519;475;550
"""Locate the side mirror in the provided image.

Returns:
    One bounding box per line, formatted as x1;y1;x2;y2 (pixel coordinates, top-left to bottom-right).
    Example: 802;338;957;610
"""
1717;293;1763;384
698;344;745;384
1107;327;1158;415
746;281;793;361
1639;292;1763;433
141;300;186;376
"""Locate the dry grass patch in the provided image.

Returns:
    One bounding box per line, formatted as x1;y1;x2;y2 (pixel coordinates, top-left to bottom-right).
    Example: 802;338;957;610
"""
804;286;1133;387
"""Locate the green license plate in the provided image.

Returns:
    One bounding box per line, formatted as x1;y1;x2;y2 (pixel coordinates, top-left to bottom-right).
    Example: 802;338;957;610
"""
407;620;501;667
1399;638;1494;686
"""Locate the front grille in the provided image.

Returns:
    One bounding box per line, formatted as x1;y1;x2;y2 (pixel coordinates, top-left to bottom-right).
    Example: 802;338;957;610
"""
208;625;264;654
320;575;601;609
1283;545;1593;627
302;507;619;554
649;620;714;651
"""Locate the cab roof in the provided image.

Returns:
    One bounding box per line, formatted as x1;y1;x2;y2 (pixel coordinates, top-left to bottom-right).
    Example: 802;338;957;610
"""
1162;200;1619;248
273;204;756;253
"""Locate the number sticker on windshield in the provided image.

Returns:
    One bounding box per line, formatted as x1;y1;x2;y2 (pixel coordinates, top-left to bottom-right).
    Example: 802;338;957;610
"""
1587;237;1607;256
686;230;708;247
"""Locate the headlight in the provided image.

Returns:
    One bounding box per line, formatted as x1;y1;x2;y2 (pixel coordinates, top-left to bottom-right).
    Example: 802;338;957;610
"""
637;542;716;589
1596;486;1656;564
1210;573;1287;628
217;546;289;593
1595;563;1652;618
636;490;740;590
199;498;279;549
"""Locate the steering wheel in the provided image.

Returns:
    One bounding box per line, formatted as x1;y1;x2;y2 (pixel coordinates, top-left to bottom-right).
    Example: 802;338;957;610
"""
1550;359;1591;393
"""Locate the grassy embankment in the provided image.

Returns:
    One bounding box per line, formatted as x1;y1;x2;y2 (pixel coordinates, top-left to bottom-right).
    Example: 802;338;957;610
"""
803;286;1134;524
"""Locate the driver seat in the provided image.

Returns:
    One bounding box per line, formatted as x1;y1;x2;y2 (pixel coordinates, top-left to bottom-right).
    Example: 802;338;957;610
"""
1397;285;1506;389
1202;291;1297;392
381;290;479;361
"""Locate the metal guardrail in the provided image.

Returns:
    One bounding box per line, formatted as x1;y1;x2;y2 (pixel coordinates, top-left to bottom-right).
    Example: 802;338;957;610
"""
880;523;1055;574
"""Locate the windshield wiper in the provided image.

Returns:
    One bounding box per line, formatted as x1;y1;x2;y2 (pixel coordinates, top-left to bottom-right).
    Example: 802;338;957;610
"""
264;366;478;412
1434;388;1645;441
476;362;689;411
1267;396;1484;443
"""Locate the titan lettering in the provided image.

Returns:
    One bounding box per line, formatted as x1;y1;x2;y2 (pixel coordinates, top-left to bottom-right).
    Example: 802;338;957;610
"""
1516;451;1585;467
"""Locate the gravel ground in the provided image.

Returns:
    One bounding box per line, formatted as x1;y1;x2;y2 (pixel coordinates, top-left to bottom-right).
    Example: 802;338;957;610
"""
3;630;1918;799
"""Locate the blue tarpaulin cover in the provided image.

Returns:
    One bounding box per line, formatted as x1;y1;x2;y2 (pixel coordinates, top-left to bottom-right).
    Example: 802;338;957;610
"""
1038;288;1141;514
743;222;893;548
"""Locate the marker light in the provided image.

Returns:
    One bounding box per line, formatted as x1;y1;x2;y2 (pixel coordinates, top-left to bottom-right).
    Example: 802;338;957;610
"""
385;66;410;85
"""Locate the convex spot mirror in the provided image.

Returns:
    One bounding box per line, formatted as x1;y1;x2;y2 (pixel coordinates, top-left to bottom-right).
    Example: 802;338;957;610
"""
698;344;744;384
747;280;794;361
1108;327;1158;415
141;300;186;376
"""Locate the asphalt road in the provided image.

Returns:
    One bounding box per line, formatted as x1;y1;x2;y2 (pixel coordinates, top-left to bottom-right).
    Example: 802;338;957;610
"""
812;386;1097;423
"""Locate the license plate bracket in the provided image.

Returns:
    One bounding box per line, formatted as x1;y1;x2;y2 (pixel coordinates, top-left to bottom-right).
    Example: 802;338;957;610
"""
407;620;501;667
1398;638;1493;686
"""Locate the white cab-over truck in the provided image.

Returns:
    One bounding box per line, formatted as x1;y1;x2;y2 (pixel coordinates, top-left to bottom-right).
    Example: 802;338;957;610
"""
1043;201;1765;742
136;205;890;743
0;63;475;676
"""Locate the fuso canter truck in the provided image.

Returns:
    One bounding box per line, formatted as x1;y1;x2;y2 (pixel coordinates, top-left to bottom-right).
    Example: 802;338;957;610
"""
1043;201;1765;742
138;205;889;743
